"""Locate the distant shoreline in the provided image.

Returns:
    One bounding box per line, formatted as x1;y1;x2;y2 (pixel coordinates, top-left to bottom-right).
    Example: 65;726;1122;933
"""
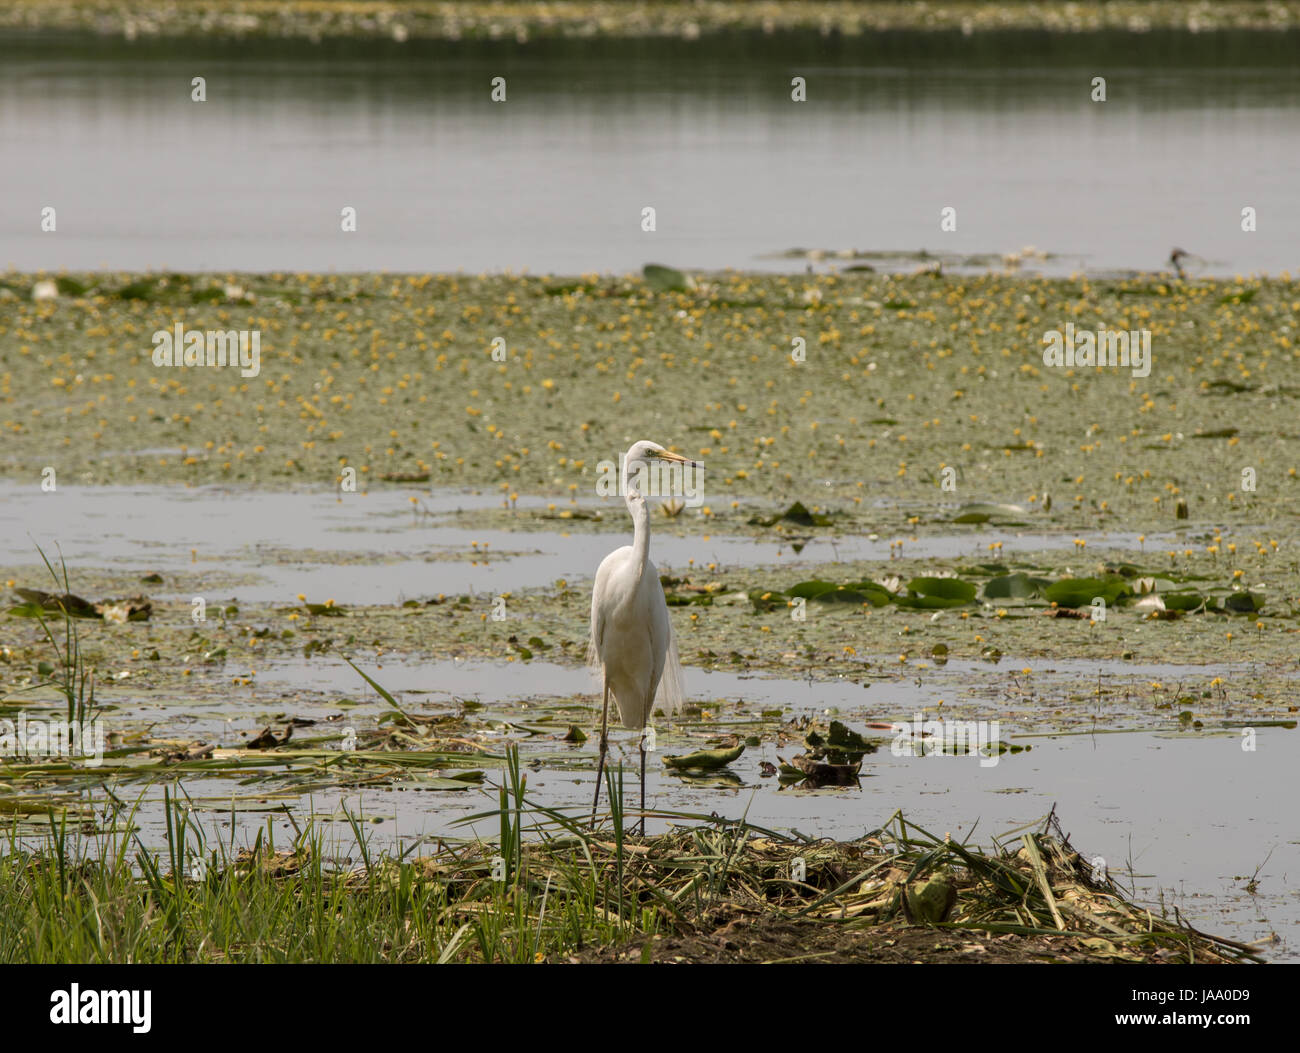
4;1;1300;44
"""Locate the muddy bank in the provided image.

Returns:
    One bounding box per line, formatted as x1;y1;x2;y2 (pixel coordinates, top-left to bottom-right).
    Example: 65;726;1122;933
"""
6;2;1300;43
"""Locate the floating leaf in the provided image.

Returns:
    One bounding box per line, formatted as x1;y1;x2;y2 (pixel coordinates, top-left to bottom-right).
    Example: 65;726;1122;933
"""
786;580;839;599
843;583;894;606
779;753;861;787
1162;592;1206;612
1218;288;1257;305
1221;591;1263;613
114;278;165;301
896;577;977;608
747;589;788;613
55;276;89;296
643;264;690;293
304;602;347;617
827;721;876;753
662;742;745;771
1204;379;1253;394
13;588;100;619
950;502;1028;524
6;603;46;619
749;501;834;528
664;591;713;607
1043;577;1132;609
983;572;1050;600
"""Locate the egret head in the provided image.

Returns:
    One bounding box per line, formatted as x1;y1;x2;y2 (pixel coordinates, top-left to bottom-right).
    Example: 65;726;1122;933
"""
624;441;698;474
622;441;704;506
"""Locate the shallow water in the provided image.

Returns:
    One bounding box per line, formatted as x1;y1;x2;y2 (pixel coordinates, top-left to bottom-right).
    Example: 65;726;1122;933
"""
2;30;1298;275
54;651;1289;958
0;482;1172;603
251;653;1287;719
96;669;1299;961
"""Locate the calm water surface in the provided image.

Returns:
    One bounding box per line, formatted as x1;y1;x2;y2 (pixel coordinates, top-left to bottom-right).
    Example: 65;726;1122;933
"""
1;29;1298;275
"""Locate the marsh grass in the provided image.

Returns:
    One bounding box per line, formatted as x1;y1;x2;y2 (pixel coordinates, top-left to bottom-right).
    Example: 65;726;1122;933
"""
0;774;1255;963
15;544;99;726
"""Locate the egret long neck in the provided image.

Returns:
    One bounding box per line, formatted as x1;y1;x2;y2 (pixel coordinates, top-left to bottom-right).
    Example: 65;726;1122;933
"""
621;454;642;498
628;494;651;573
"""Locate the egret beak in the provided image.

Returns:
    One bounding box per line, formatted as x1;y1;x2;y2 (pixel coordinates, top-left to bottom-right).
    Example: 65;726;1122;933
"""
656;450;703;468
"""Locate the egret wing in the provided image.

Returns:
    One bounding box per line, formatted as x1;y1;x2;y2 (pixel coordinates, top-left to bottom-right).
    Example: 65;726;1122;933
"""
648;582;684;718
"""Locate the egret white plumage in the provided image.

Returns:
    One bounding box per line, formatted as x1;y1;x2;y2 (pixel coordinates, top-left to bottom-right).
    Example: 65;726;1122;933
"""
588;440;701;831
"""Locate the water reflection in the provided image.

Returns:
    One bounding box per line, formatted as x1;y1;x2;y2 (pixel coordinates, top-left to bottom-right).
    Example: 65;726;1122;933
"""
2;29;1297;274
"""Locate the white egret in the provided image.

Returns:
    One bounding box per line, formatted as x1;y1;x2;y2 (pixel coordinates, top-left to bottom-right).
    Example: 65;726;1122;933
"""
588;440;702;831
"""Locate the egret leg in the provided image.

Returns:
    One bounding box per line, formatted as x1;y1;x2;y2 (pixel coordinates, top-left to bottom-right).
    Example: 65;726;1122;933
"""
591;683;610;824
638;732;647;837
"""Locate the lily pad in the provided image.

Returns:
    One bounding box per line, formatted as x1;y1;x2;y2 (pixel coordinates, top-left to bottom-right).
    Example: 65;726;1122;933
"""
664;591;714;607
950;502;1028;524
1221;591;1264;613
789;580;891;606
304;602;347;617
896;577;977;608
662;742;745;771
983;572;1051;600
827;721;878;755
1162;592;1206;612
1043;577;1132;609
750;501;834;528
643;264;690;293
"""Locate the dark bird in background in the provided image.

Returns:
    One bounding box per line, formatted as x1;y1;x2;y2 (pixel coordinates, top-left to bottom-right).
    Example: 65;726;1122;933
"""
1170;247;1190;279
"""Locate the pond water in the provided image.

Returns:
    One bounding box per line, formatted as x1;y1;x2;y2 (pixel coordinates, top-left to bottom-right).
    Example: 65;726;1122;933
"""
74;652;1298;961
0;482;1171;604
2;29;1298;276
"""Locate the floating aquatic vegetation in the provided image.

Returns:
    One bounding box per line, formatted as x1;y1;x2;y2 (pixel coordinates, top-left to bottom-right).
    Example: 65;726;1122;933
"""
642;264;691;293
662;739;745;772
5;1;1300;43
778;752;862;787
896;576;978;609
983;572;1052;600
4;270;1297;548
950;503;1030;525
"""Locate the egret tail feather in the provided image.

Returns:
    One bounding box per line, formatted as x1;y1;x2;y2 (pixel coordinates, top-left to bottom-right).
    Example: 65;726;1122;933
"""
655;631;684;719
